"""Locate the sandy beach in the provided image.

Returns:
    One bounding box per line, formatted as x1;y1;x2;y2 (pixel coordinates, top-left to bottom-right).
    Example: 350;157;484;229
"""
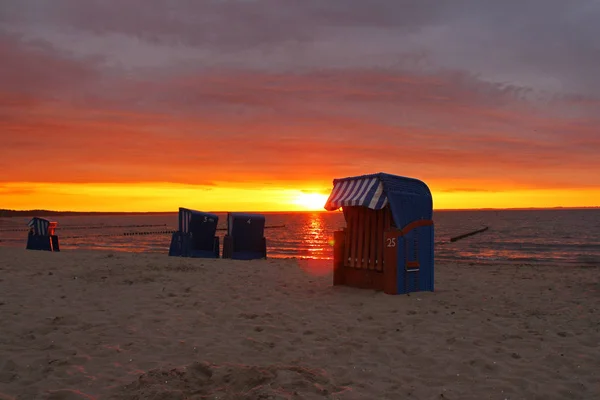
0;247;598;400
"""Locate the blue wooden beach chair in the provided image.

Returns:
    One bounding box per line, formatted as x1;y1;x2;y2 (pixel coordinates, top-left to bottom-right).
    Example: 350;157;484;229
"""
168;208;219;258
324;172;434;295
222;212;267;260
26;217;60;252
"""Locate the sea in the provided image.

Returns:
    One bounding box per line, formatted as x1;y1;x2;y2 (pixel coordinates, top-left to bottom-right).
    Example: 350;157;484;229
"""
1;209;599;266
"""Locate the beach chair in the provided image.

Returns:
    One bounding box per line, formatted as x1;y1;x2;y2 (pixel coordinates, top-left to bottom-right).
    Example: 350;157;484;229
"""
26;217;60;252
324;172;434;295
222;212;267;260
168;208;219;258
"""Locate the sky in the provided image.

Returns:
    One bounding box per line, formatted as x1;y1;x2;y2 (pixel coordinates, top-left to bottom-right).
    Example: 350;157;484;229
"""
1;0;599;211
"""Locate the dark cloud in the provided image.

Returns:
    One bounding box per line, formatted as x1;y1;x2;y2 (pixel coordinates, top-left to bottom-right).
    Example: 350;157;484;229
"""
0;32;101;100
1;0;598;95
0;0;598;192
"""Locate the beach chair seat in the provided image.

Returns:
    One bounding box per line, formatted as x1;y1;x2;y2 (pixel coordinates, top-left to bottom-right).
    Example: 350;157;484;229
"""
26;217;60;252
222;212;267;260
168;208;219;258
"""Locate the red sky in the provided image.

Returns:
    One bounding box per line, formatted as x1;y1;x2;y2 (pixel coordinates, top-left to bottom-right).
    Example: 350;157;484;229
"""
1;0;599;211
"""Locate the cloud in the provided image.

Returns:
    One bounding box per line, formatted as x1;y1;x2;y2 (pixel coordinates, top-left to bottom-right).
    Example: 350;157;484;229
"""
0;32;101;102
1;78;597;191
2;0;599;96
440;188;494;193
0;0;598;198
0;185;38;196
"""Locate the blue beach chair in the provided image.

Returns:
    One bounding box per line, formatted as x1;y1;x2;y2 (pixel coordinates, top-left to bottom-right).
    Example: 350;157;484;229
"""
26;217;60;252
168;208;219;258
222;212;267;260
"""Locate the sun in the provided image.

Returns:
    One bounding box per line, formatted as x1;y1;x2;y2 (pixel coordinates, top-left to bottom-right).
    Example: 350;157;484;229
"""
292;192;329;211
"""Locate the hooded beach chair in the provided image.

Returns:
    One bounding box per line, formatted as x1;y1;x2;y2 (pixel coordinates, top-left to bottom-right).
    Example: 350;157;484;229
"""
26;217;60;251
222;212;267;260
168;208;220;258
324;172;434;295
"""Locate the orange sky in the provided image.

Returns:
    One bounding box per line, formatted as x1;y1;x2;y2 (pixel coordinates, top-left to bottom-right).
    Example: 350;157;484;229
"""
1;1;599;212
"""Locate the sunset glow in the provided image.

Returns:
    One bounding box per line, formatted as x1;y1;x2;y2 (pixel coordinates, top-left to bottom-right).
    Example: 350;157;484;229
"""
292;193;330;211
1;1;599;212
1;182;599;212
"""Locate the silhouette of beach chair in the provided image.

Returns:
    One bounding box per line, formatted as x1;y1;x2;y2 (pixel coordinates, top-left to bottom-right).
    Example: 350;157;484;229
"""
324;172;434;295
168;208;219;258
222;212;267;260
26;217;60;251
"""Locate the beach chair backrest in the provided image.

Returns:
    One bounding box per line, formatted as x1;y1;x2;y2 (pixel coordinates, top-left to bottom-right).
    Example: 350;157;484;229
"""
188;211;219;251
342;205;392;271
27;217;50;236
228;212;266;251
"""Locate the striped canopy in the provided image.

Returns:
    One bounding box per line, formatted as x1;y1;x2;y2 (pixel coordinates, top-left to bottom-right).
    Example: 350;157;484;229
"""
324;173;433;226
324;175;387;211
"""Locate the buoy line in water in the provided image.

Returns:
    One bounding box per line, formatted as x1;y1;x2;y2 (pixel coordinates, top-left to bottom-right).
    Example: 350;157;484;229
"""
0;223;169;233
59;225;287;239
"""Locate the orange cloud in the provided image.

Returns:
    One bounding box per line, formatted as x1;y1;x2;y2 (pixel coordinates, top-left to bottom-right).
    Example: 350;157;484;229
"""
1;32;599;211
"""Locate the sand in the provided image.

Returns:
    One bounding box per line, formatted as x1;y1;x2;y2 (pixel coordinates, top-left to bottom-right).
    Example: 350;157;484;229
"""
0;247;598;400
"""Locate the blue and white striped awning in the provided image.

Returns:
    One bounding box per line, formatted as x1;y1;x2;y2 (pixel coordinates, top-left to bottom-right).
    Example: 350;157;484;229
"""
27;217;50;236
324;176;388;211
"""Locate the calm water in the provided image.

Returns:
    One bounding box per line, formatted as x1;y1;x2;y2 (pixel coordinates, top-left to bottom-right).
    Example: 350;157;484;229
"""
1;209;599;266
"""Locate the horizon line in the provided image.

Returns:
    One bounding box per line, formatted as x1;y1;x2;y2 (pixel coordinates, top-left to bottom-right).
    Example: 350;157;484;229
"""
1;206;600;216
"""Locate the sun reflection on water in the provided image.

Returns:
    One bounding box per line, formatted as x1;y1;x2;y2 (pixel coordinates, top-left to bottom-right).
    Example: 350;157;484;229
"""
305;212;327;253
294;213;334;275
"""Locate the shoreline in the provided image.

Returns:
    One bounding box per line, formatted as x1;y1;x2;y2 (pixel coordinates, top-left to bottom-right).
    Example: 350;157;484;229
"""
0;243;596;269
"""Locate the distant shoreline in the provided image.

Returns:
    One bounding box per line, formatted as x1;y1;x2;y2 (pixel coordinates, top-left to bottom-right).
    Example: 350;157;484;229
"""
0;210;177;217
0;210;329;217
1;207;599;217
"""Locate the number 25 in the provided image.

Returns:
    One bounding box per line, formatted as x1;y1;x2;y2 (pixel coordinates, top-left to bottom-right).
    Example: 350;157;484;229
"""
386;238;396;247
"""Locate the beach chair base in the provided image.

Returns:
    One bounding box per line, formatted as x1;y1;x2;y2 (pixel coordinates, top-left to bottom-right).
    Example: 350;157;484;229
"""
168;232;219;258
26;235;60;252
333;227;434;295
222;235;267;260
